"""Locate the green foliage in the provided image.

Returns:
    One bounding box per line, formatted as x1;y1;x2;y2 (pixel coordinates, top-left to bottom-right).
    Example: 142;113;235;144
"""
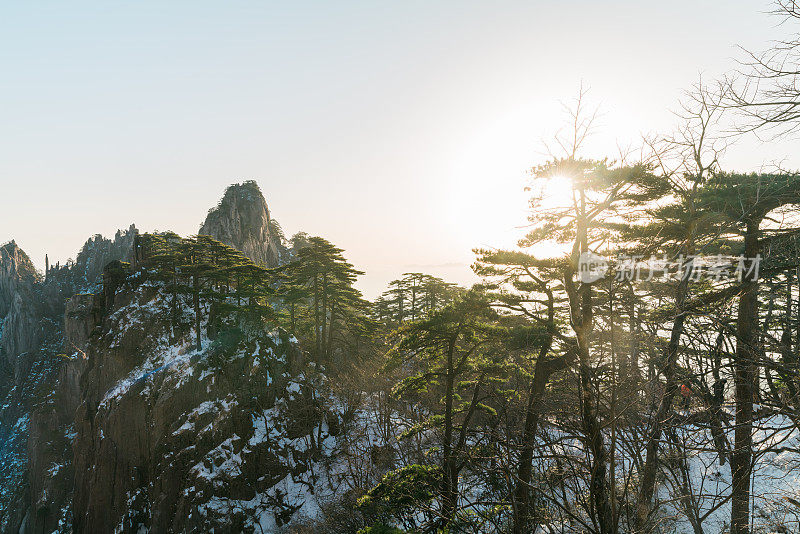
207;326;244;369
276;236;368;363
357;525;407;534
357;464;443;516
504;323;550;351
376;273;460;326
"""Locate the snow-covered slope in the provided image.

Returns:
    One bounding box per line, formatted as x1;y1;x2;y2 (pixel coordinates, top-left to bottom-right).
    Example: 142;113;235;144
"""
68;275;344;533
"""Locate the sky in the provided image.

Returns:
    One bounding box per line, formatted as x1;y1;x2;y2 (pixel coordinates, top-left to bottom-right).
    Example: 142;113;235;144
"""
2;1;799;298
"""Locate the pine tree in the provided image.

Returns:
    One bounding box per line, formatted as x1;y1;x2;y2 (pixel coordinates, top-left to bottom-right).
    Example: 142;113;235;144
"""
387;289;502;529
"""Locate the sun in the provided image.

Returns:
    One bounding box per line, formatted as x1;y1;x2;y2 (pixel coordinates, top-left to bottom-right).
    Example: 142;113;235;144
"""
537;174;575;210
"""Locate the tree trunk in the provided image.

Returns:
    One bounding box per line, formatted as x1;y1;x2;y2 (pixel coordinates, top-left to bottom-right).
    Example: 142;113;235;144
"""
635;244;695;531
578;331;613;534
321;273;328;360
629;302;640;387
313;274;320;364
193;274;202;351
731;219;760;534
565;186;613;534
635;306;688;528
512;342;569;534
327;299;336;359
441;339;458;527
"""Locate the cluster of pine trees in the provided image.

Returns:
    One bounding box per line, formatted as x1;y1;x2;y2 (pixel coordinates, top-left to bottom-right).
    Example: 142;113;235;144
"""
136;232;372;367
129;7;800;529
318;76;800;534
131;144;800;533
344;124;800;533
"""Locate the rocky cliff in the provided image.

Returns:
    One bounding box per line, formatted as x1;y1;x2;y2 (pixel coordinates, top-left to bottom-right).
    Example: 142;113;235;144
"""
70;271;339;532
199;181;289;268
0;182;340;533
0;241;39;318
0;228;136;533
0;243;41;379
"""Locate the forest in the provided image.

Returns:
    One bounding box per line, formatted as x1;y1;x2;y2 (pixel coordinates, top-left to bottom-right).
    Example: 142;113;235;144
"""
125;80;800;531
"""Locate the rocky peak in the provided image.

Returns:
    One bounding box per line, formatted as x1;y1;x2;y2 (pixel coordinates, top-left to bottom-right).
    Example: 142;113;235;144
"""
0;228;136;534
199;181;288;268
70;224;138;290
0;241;40;318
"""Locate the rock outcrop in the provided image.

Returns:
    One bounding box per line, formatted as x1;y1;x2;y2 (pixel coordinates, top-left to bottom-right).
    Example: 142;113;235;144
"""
199;181;289;268
70;226;138;291
0;228;136;534
0;241;39;318
0;242;42;378
1;293;40;380
64;294;99;356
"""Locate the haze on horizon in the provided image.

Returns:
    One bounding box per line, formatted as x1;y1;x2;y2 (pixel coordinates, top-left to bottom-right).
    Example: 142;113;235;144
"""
2;1;799;298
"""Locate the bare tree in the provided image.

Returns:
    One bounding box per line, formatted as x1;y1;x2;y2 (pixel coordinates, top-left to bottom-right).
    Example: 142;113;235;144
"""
726;1;800;136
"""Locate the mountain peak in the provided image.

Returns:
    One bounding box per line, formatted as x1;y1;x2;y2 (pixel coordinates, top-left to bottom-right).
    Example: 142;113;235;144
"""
0;240;40;317
199;181;287;268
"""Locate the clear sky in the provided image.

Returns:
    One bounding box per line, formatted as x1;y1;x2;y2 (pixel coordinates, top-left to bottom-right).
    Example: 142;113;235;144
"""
2;1;799;298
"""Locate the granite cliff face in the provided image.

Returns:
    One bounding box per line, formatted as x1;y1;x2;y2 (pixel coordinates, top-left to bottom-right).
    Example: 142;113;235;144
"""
0;243;42;531
199;181;289;268
0;228;136;533
0;243;41;380
0;241;39;318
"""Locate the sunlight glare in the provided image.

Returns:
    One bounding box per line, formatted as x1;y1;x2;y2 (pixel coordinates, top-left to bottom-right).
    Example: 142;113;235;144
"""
539;174;575;209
